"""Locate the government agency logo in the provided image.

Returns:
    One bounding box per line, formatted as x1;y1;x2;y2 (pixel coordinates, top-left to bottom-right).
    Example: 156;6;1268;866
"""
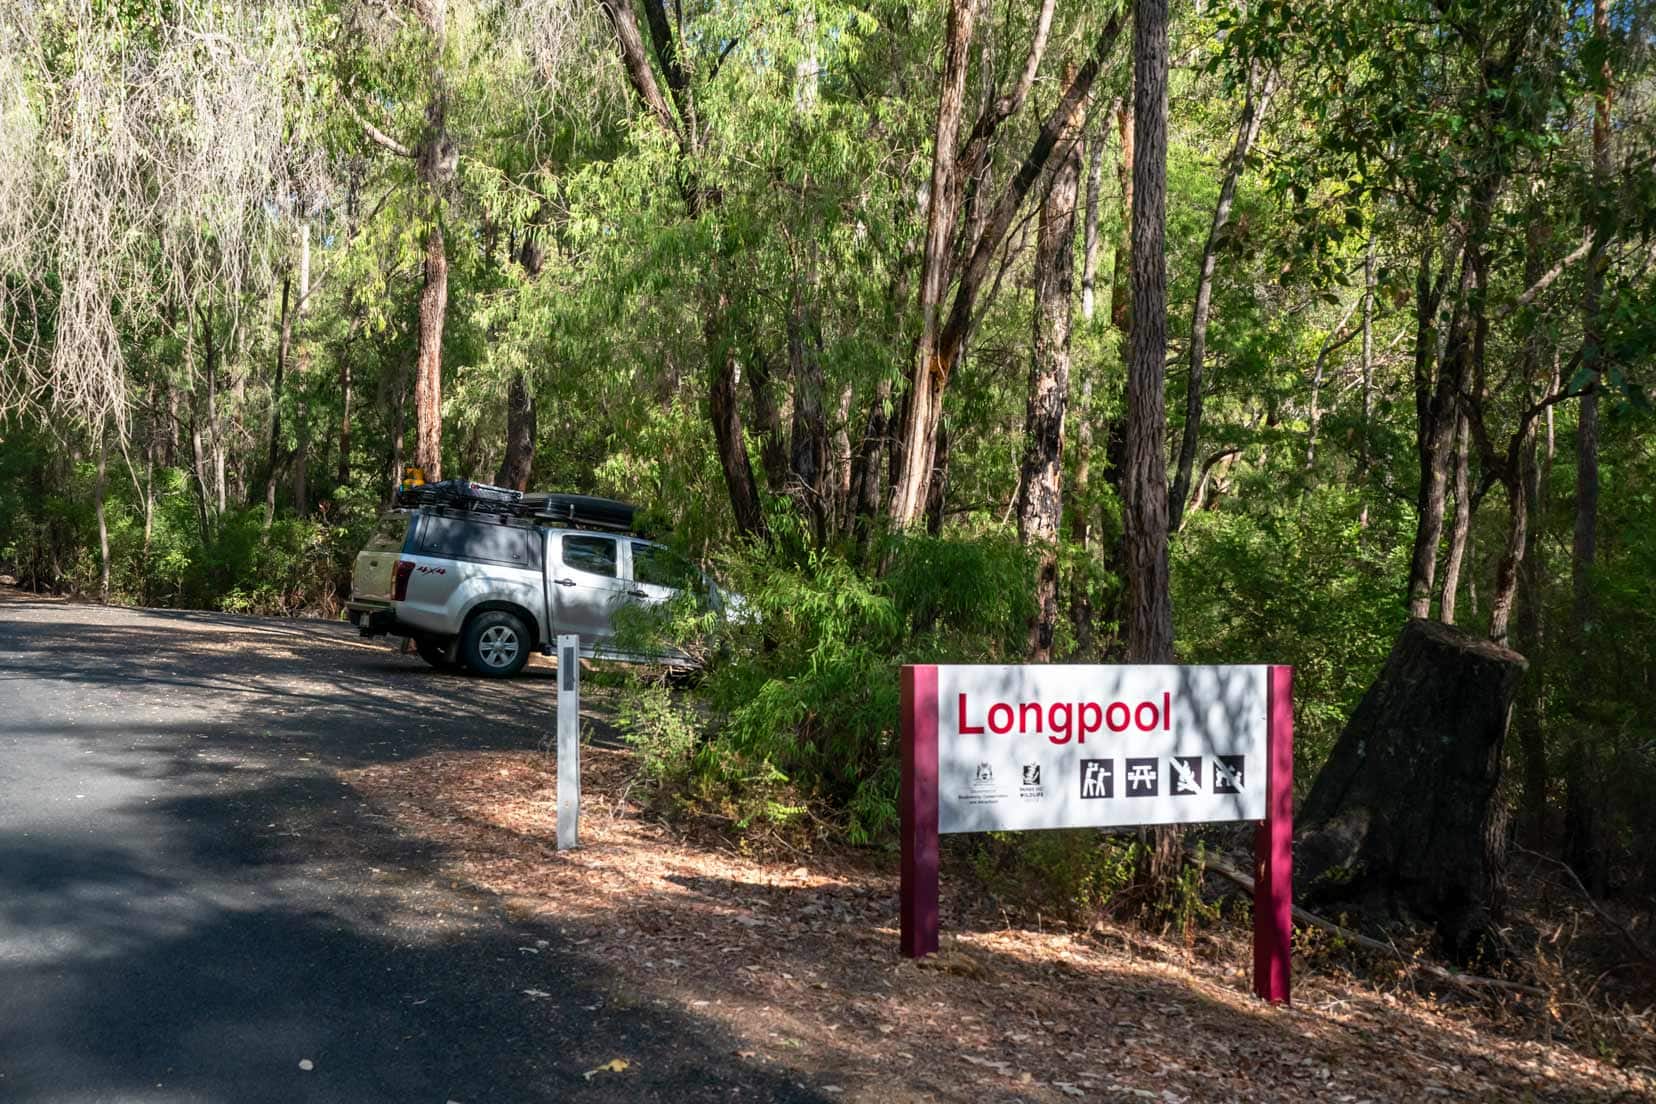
957;759;1008;809
1019;762;1045;801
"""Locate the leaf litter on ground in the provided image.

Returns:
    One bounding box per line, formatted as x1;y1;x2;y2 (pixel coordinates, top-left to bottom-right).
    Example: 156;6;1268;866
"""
342;748;1656;1104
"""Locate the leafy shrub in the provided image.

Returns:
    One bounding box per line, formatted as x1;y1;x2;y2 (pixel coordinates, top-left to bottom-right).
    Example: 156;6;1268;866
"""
618;683;704;787
971;830;1220;937
618;531;1034;843
1172;486;1407;777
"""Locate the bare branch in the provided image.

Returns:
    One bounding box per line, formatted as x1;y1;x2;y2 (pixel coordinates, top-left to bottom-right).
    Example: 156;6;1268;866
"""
1492;232;1595;321
955;0;1058;185
938;6;1130;368
598;0;682;143
344;97;415;158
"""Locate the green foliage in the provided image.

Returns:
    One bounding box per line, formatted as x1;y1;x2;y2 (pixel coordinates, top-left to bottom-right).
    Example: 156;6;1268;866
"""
615;532;1034;843
971;831;1220;936
973;830;1143;921
617;683;704;787
1174;486;1408;772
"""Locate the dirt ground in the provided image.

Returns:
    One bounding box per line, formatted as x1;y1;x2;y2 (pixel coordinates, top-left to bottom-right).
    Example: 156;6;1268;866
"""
345;744;1656;1104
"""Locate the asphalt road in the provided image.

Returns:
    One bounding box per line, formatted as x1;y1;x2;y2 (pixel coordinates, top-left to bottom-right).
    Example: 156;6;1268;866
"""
0;592;825;1104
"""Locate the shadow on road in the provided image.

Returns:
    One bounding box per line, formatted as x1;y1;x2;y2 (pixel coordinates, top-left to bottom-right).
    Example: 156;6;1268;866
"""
0;597;824;1103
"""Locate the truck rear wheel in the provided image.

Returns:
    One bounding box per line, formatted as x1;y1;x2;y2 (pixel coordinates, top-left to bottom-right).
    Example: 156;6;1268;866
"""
461;611;531;678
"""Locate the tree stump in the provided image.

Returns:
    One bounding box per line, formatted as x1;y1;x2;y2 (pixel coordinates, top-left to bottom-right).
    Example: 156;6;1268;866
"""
1296;619;1527;964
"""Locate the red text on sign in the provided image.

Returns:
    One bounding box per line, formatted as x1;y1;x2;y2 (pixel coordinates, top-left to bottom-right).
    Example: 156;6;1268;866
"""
956;691;1172;744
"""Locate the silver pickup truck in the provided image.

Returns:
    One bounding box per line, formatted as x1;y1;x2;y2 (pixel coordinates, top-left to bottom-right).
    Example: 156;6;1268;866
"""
346;490;710;678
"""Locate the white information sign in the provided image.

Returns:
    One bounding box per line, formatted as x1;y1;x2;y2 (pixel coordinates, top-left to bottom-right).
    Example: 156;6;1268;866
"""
935;664;1267;834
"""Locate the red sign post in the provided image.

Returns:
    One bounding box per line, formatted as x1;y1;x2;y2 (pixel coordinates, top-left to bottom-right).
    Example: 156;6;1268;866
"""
899;665;940;958
899;663;1294;1005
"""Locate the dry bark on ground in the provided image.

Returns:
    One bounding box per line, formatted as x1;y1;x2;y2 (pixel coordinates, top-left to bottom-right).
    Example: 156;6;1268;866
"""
343;748;1655;1104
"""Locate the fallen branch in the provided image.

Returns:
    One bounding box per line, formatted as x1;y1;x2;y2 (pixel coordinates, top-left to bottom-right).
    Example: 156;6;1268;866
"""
1195;849;1546;998
1514;845;1656;967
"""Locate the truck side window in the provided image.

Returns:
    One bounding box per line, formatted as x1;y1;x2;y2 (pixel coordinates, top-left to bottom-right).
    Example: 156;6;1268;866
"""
631;542;696;591
419;516;537;567
562;535;617;578
370;513;410;551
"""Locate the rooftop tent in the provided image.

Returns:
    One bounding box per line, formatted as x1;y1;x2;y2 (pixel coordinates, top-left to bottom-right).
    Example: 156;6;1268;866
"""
521;493;637;533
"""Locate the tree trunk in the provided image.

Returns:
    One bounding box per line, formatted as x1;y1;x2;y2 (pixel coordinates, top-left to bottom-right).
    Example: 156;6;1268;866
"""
1358;235;1376;527
388;363;407;506
788;281;830;541
164;382;179;469
293;385;309;518
408;0;451;482
263;272;292;533
188;392;211;544
203;309;226;519
1513;418;1547;839
888;0;976;529
889;11;1126;529
707;299;768;540
1109;94;1133;333
1304;293;1362;477
1080;121;1105;324
1297;619;1527;963
831;384;854;529
94;434;110;603
1405;248;1471;617
1488;214;1550;650
141;391;156;555
495;371;537;491
1439;411;1471;624
1487;464;1527;648
1096;96;1135;662
1068;119;1108;657
1125;0;1180;892
1124;0;1173;667
1169;68;1274;531
847;379;890;552
1018;74;1081;662
413;224;447;481
1566;0;1612;893
293;221;312;518
747;352;789;495
338;353;352;489
925;422;949;537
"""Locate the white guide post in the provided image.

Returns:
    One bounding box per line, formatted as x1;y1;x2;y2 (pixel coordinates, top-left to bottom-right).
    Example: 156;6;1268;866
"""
557;633;580;850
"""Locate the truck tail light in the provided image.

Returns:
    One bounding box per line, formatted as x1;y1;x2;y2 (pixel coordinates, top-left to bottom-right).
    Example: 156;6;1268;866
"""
392;559;415;601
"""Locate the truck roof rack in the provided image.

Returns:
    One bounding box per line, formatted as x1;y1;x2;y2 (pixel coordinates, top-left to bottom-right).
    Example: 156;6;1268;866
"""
395;480;638;534
396;479;523;511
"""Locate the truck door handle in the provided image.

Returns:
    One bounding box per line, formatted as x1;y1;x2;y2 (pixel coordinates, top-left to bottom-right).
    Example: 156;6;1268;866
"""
628;589;648;598
555;578;576;587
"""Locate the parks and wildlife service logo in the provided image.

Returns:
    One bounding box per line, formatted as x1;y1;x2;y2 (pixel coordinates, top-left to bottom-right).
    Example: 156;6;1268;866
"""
1019;762;1045;801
